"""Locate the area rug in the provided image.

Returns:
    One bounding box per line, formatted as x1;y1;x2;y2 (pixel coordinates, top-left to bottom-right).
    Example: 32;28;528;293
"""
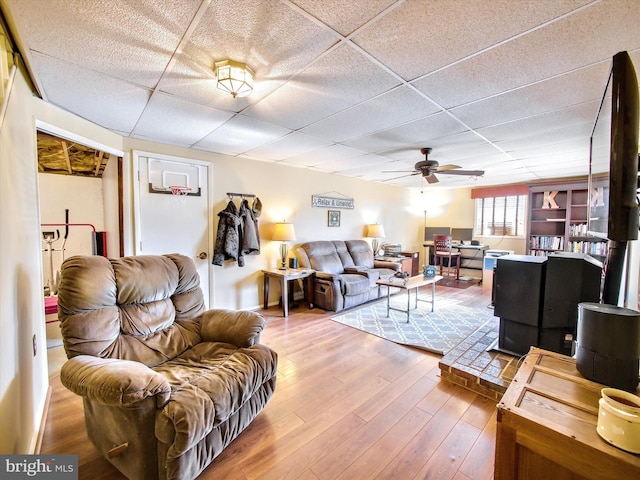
331;297;495;355
438;277;480;288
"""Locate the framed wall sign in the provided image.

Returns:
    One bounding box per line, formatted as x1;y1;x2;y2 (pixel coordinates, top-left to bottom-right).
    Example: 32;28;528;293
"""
312;194;354;209
328;210;340;227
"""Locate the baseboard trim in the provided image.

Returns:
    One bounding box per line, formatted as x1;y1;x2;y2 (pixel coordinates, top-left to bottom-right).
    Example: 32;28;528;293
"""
34;385;53;454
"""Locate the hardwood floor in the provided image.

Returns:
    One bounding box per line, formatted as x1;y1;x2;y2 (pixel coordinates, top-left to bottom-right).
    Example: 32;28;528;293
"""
41;283;496;479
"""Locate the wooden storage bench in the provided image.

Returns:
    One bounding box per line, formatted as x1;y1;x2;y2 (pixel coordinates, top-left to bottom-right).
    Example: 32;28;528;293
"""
495;347;640;480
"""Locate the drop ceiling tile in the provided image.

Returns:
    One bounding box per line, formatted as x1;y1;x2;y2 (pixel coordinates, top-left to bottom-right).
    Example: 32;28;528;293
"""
193;115;290;155
243;132;333;161
533;158;588;171
344;111;467;153
8;0;200;89
352;0;591;81
420;131;504;164
159;53;272;113
450;62;610;129
313;153;390;173
281;144;367;168
161;0;338;110
301;86;440;142
495;123;593;154
412;0;640;108
511;143;589;163
31;53;150;134
379;160;417;173
482;161;531;175
243;44;402;129
4;0;638;190
379;177;425;189
131;93;235;147
336;162;418;179
289;0;397;36
477;102;599;143
524;161;590;178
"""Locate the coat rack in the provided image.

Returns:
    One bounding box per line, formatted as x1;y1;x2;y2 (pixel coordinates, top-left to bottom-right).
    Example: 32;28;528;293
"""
227;192;256;199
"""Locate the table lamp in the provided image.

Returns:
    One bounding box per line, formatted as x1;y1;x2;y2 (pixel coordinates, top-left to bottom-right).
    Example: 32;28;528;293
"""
273;222;296;270
366;223;385;254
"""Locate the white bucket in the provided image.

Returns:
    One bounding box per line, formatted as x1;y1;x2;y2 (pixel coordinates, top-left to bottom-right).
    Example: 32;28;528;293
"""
597;387;640;453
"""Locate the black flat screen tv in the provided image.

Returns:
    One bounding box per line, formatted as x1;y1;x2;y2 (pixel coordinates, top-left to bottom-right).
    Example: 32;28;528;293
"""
587;51;639;303
424;226;450;242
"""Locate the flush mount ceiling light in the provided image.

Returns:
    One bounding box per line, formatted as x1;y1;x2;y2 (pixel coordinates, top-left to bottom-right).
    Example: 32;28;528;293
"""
214;60;254;98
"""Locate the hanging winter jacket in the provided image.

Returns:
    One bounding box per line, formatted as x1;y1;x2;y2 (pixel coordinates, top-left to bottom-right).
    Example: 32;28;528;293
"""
240;198;260;256
213;200;241;266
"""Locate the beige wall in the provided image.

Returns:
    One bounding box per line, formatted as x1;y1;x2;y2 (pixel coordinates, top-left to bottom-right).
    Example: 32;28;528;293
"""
123;137;421;310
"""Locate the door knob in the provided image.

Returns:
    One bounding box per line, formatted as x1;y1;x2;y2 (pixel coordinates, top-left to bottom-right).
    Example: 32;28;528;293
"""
198;252;207;260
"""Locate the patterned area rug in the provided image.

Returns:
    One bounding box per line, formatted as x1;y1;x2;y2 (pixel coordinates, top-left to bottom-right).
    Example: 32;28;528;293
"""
331;296;495;355
438;277;480;288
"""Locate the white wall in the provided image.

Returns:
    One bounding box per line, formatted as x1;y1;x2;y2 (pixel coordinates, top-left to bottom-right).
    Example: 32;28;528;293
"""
38;173;105;291
0;68;49;454
0;66;123;454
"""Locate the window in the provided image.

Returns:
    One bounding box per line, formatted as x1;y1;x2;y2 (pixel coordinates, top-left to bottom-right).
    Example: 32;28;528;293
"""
474;195;526;236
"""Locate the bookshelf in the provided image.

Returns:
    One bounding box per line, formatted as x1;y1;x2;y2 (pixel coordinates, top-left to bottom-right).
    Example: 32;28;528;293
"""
527;179;608;259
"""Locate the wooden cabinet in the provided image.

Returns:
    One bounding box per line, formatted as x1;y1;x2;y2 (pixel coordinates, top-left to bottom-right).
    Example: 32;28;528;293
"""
396;256;413;274
400;251;420;276
495;347;640;480
527;179;607;259
375;255;412;274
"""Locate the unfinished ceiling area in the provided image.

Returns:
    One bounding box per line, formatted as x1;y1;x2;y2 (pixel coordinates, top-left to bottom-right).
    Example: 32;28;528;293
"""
4;0;640;189
37;131;111;177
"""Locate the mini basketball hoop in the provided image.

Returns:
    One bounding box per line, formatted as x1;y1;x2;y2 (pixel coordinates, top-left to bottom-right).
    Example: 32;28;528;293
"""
168;185;191;196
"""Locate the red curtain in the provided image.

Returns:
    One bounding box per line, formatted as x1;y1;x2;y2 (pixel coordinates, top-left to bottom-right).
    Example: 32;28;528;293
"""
470;184;528;199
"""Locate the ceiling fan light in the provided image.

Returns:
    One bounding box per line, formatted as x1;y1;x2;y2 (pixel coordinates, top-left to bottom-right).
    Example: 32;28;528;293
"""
215;60;254;98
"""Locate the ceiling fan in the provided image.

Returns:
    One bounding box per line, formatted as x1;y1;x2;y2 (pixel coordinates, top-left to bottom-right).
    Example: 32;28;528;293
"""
383;147;485;184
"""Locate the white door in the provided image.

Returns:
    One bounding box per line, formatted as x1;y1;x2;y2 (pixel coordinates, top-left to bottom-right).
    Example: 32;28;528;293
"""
134;153;212;306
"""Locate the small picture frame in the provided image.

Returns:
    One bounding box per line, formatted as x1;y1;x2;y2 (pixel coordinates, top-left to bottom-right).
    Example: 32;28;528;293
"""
328;210;340;227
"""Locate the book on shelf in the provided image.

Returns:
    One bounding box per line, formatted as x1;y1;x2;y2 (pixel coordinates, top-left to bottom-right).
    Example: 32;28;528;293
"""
570;223;589;236
567;240;608;256
530;235;564;251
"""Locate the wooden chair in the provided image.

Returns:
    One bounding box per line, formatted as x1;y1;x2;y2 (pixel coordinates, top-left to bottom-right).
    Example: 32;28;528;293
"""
433;234;460;280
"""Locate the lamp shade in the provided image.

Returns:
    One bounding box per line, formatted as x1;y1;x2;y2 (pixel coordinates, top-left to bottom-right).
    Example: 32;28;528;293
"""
366;224;385;239
215;59;254;98
273;223;296;242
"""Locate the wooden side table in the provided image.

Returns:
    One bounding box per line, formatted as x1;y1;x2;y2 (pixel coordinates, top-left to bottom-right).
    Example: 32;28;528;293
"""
262;268;315;317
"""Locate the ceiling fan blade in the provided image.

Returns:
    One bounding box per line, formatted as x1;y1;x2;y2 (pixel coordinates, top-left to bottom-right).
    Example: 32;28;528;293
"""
425;173;439;184
434;164;461;172
438;169;484;176
380;170;416;173
381;172;419;182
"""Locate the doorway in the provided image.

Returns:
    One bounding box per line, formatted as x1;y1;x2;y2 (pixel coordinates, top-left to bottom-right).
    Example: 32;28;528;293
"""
133;152;213;307
35;123;125;374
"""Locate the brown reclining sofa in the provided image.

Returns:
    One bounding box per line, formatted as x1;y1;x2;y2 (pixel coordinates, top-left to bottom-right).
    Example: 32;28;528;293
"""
295;239;401;312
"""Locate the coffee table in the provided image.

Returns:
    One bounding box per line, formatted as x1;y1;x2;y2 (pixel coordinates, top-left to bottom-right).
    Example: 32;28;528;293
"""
376;274;443;323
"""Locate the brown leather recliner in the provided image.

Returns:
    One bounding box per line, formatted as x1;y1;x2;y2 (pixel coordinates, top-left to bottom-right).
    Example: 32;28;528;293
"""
57;254;277;480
